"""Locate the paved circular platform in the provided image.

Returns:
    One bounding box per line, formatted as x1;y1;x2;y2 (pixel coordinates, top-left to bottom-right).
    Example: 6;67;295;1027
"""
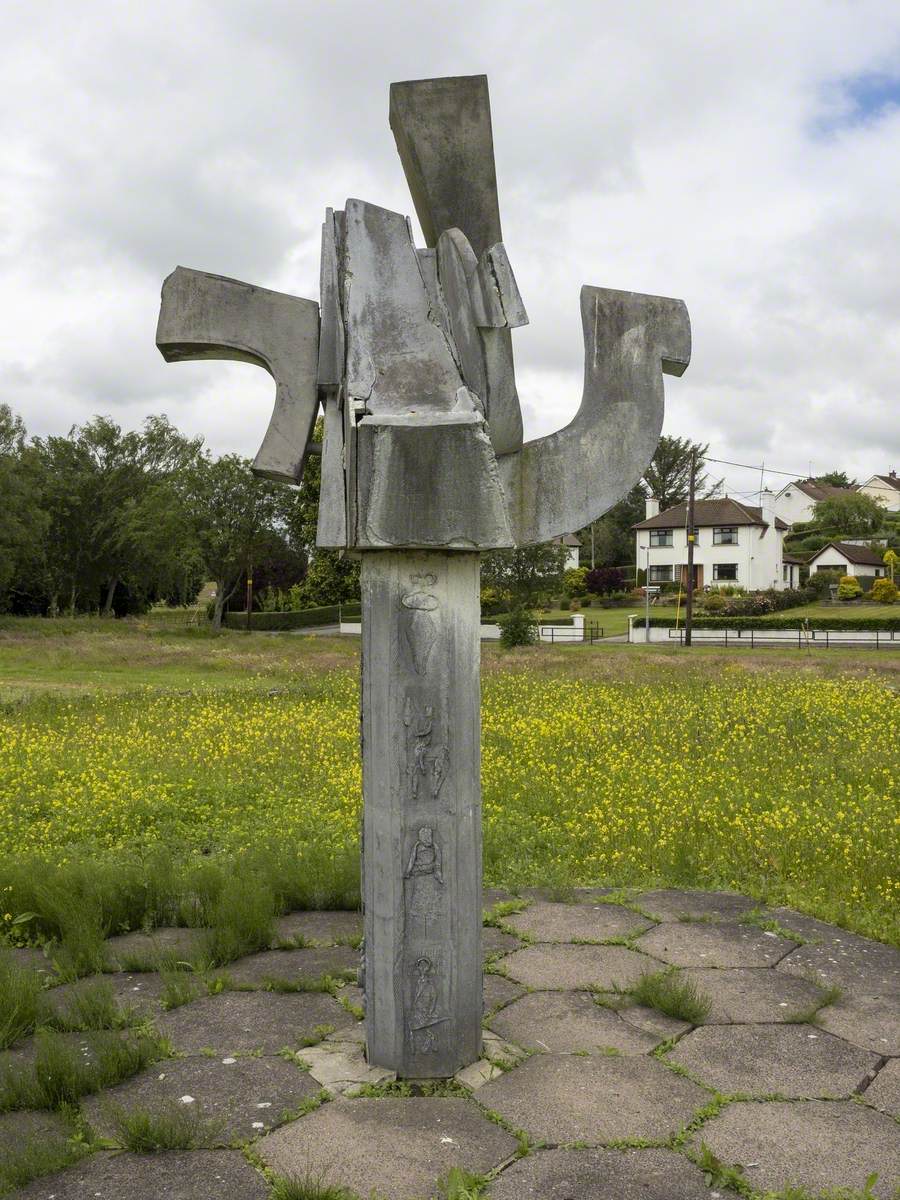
4;889;897;1199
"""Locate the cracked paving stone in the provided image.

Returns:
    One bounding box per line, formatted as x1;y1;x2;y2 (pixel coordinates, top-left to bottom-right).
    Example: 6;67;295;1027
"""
668;1024;880;1097
504;900;651;943
483;973;524;1013
487;1146;714;1199
81;1052;318;1141
680;966;829;1024
774;917;900;997
696;1099;900;1197
220;945;358;986
817;992;900;1056
155;990;355;1055
487;991;660;1055
273;909;361;945
865;1058;900;1118
257;1097;518;1200
634;921;796;968
10;1149;269;1199
483;887;515;907
502;944;657;990
477;1053;707;1144
482;927;521;960
634;889;760;923
104;927;206;970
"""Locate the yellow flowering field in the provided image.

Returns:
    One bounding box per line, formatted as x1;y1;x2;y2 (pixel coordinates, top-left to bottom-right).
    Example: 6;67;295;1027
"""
0;669;896;941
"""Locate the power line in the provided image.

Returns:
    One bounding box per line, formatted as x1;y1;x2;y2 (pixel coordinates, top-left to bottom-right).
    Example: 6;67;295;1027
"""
705;456;815;479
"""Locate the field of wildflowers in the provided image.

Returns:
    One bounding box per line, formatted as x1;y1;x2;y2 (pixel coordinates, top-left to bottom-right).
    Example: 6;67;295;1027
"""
0;662;896;943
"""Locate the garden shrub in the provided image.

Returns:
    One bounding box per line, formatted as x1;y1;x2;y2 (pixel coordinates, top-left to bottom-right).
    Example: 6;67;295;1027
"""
871;578;898;604
806;569;843;598
701;593;726;612
479;586;511;618
498;607;538;647
838;575;862;601
586;566;625;595
563;567;588;598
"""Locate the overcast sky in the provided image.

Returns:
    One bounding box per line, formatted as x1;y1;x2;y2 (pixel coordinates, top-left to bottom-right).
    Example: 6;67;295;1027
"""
3;0;899;500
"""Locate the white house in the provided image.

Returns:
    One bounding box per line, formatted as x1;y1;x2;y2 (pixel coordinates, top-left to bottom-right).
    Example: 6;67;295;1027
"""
633;493;791;592
807;541;886;579
550;533;581;570
855;472;900;513
772;478;853;526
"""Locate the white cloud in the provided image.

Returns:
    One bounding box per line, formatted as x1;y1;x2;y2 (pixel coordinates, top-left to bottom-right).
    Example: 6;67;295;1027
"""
1;0;899;491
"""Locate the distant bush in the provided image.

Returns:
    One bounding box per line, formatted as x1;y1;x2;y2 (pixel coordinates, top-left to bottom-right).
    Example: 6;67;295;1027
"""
498;607;538;648
563;567;588;598
586;566;625;595
871;578;898;604
807;569;843;598
838;575;862;602
702;593;726;612
480;586;511;618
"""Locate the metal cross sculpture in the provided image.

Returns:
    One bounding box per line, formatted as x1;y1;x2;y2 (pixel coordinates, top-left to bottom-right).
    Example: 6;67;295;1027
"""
156;75;690;1078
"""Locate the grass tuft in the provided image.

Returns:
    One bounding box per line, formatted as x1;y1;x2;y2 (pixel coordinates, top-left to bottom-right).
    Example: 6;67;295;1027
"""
436;1166;489;1199
160;967;203;1011
269;1172;360;1200
629;969;711;1025
109;1100;222;1151
0;953;44;1048
46;978;136;1032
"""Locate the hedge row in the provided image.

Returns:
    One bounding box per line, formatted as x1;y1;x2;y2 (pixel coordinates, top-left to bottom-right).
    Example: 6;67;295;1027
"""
636;615;900;632
224;602;361;631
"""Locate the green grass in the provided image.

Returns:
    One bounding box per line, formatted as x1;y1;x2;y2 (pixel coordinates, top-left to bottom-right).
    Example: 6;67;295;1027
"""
269;1173;361;1200
0;952;44;1048
611;968;712;1025
0;1114;89;1195
108;1100;221;1151
0;619;897;949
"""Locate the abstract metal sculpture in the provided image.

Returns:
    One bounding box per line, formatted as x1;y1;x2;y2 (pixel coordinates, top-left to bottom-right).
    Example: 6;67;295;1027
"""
156;74;690;1077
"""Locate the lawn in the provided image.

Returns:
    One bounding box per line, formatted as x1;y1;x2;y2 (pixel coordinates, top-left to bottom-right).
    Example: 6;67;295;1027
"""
0;615;897;950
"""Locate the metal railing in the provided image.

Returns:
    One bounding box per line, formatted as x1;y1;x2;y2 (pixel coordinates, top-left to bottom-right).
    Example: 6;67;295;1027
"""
665;627;899;649
538;622;604;643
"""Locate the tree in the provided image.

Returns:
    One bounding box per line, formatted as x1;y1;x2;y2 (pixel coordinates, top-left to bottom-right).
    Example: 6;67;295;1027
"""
481;543;567;607
883;548;898;582
189;454;284;629
813;493;886;537
642;436;721;510
577;484;646;570
0;406;45;608
815;470;855;488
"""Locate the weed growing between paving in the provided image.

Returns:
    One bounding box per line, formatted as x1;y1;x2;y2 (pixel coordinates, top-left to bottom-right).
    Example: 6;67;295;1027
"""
0;951;44;1048
107;1100;222;1151
0;1113;89;1195
629;969;712;1024
269;1172;361;1200
0;669;897;942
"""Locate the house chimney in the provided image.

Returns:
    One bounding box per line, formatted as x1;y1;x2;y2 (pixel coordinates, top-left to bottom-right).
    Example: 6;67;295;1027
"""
645;496;660;519
759;488;775;527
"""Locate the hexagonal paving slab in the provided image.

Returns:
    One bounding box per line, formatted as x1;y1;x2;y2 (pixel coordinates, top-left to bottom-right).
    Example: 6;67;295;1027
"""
482;927;521;960
10;1150;269;1199
818;992;900;1056
865;1058;900;1118
502;944;656;990
696;1100;900;1197
221;945;358;987
104;926;206;970
488;991;660;1055
504;901;651;943
680;966;829;1023
483;973;524;1013
256;1097;517;1200
617;1003;691;1041
0;1110;74;1179
775;919;900;996
43;971;170;1022
668;1024;879;1097
634;889;760;923
477;1053;708;1144
81;1052;319;1141
155;990;355;1055
273;909;362;945
488;1146;714;1199
634;922;796;968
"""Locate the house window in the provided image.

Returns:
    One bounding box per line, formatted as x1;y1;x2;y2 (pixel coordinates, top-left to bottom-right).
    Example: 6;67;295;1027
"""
713;563;738;581
649;529;673;547
713;527;738;545
648;565;673;583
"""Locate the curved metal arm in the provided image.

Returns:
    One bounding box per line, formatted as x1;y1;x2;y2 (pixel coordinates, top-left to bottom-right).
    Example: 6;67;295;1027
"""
156;266;320;484
498;286;691;545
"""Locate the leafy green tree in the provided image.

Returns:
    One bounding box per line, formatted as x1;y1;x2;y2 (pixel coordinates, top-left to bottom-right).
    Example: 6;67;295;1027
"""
0;406;46;608
813;492;886;537
578;484;646;570
815;470;855;488
189;454;284;628
642;436;721;510
481;543;567;606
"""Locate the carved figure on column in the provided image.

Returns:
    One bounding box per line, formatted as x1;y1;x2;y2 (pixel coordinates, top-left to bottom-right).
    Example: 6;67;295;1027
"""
404;826;444;937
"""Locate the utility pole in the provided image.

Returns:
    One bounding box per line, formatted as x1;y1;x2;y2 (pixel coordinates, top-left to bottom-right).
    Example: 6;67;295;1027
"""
245;557;253;633
684;448;697;648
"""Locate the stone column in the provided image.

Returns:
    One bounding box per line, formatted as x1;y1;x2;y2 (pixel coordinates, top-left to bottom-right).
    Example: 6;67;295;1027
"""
361;550;482;1078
